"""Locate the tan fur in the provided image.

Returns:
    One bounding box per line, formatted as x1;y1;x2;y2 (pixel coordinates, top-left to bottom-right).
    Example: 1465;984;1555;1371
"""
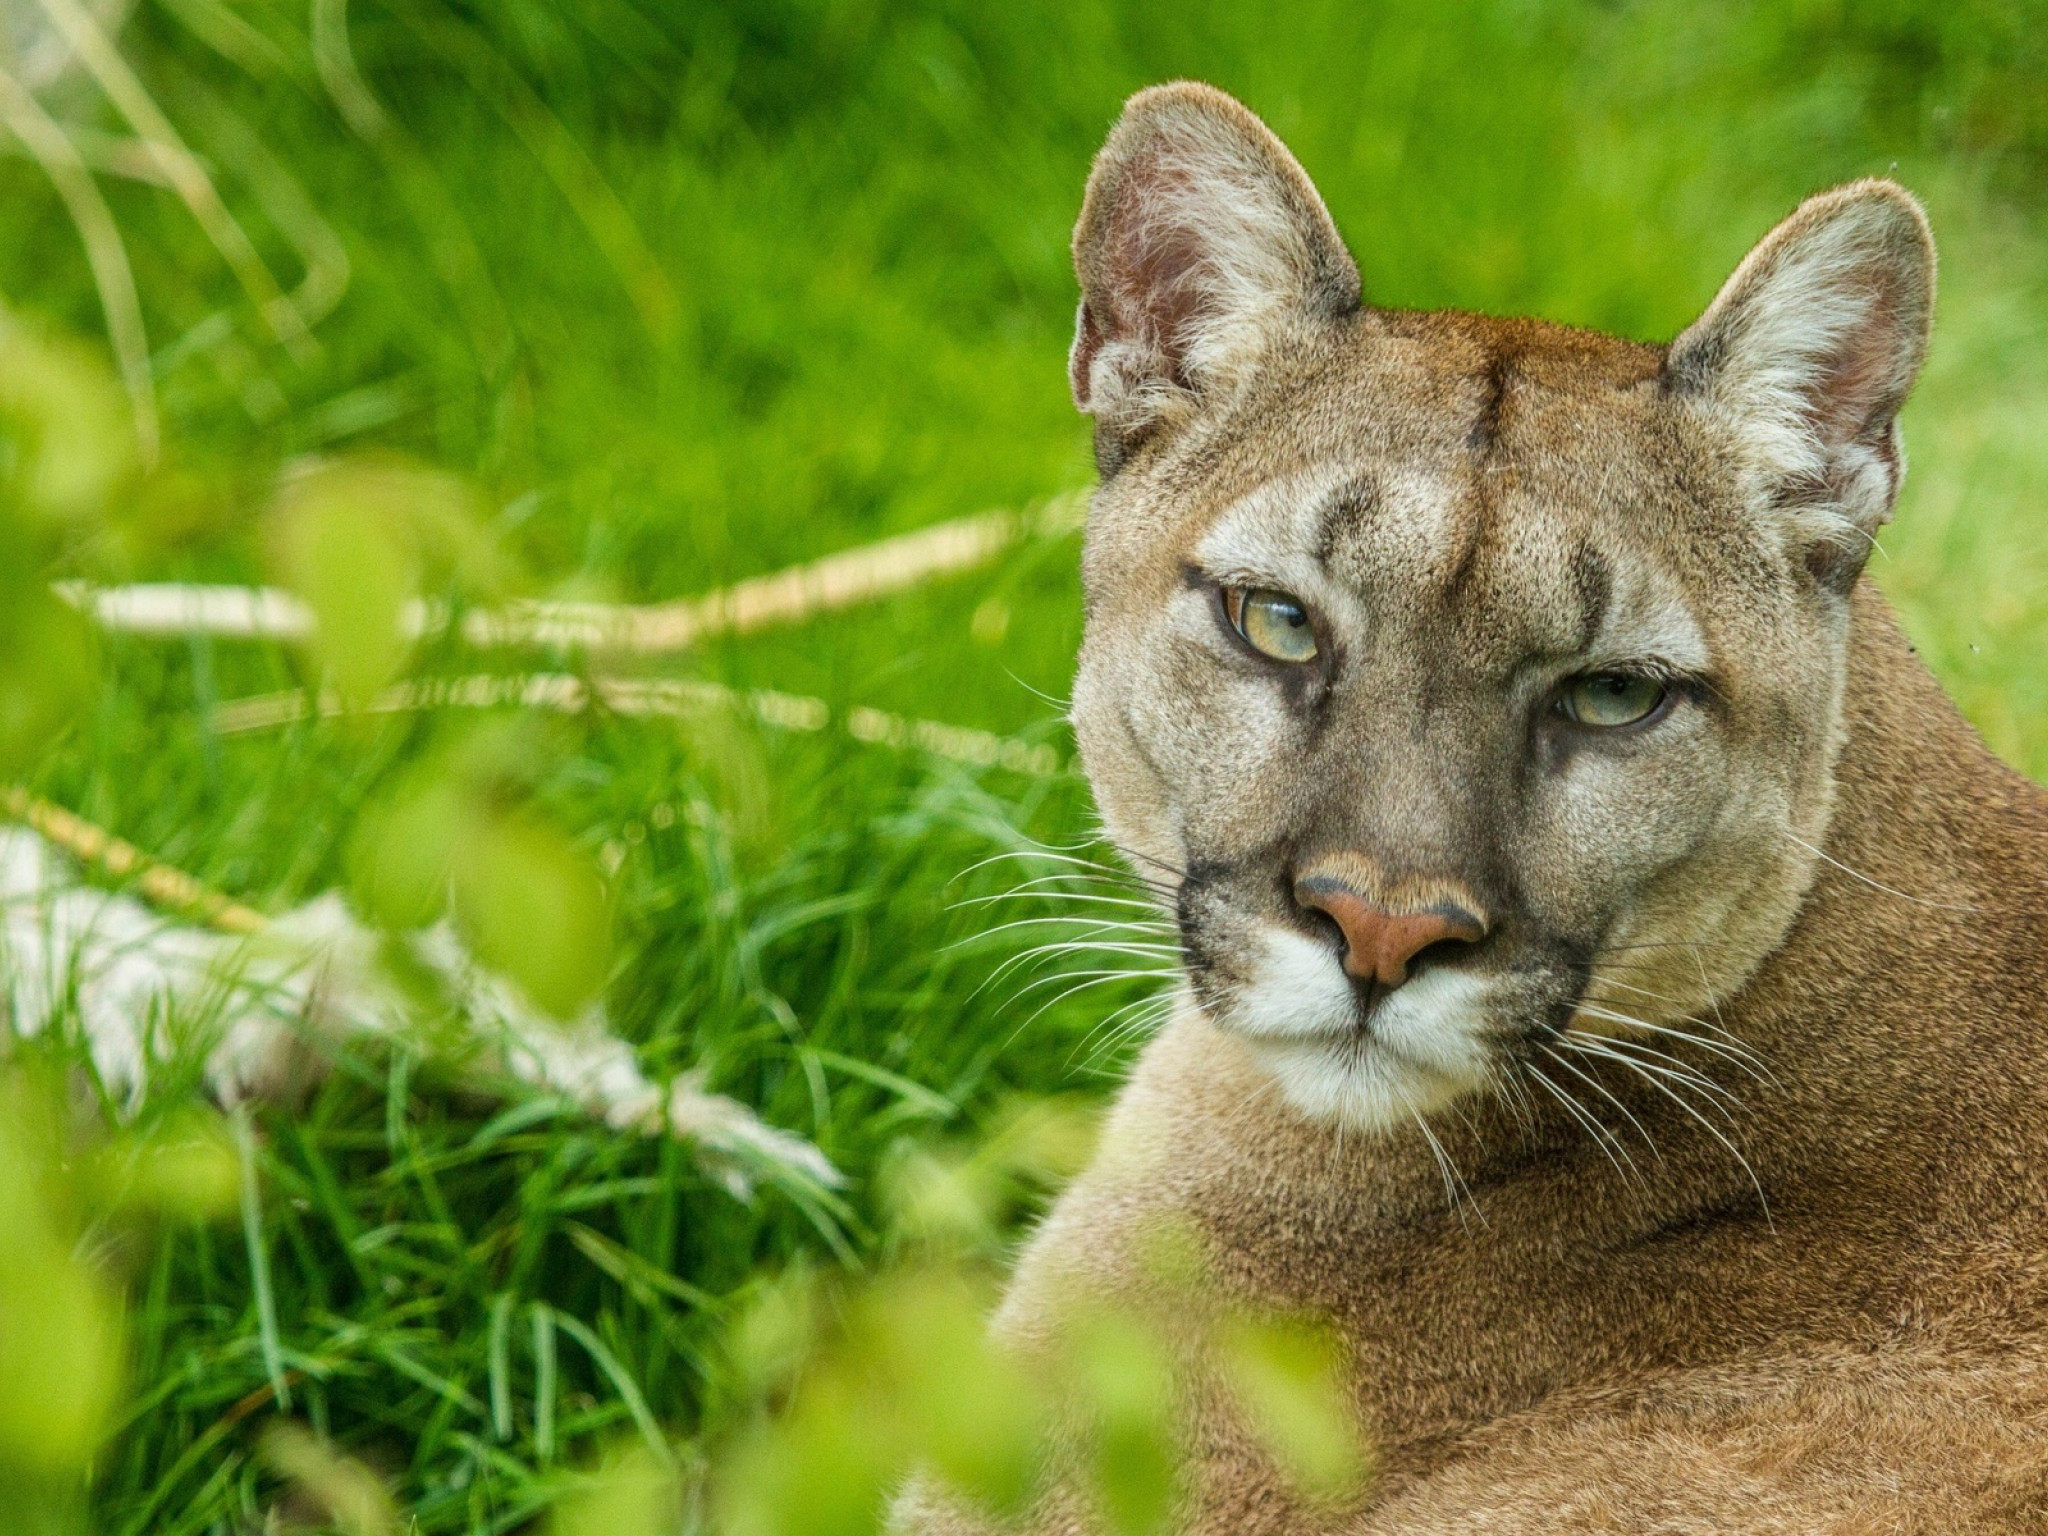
902;83;2048;1531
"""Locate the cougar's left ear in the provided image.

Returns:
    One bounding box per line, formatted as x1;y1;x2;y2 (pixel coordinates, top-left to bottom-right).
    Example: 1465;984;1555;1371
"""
1666;180;1935;588
1071;82;1360;472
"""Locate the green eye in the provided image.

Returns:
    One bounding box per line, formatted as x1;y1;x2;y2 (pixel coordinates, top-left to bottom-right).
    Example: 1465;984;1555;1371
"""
1225;587;1318;663
1559;673;1668;727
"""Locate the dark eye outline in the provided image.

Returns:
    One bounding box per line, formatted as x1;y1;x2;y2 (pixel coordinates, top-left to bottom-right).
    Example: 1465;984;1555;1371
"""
1220;585;1320;664
1552;670;1677;730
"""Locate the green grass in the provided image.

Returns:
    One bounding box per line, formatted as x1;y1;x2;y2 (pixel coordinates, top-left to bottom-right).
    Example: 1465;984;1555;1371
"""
4;0;2048;1529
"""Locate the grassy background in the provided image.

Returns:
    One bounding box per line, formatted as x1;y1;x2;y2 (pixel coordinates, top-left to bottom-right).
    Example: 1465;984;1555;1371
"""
3;0;2048;1529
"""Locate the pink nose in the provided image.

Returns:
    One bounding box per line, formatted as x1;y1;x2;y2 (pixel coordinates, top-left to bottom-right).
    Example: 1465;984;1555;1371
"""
1293;878;1487;988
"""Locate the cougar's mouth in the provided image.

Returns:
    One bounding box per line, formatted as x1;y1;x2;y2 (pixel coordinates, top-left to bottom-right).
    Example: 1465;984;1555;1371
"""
1197;921;1503;1130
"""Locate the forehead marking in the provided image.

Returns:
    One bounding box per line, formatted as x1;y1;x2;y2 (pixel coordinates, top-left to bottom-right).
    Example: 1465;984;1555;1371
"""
1466;351;1513;455
1593;551;1711;670
1571;543;1613;654
1311;478;1376;564
1372;467;1469;584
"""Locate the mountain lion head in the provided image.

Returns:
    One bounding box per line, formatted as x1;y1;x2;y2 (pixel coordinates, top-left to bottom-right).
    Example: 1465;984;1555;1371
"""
1065;83;1934;1131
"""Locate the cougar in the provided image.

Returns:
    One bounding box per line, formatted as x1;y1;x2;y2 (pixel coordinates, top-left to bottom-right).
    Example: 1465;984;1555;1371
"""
903;83;2048;1532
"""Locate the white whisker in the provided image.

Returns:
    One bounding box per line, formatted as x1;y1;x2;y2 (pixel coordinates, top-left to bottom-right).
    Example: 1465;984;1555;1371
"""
1558;1035;1774;1227
1394;1077;1484;1229
1562;1031;1746;1114
1524;1062;1639;1191
1785;832;1977;913
1539;1044;1662;1168
1574;1001;1777;1086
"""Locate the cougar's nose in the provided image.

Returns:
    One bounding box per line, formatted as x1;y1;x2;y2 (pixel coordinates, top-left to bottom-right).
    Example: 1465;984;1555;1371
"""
1292;873;1488;989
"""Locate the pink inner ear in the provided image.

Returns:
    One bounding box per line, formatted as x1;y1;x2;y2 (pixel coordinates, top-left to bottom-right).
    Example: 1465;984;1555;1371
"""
1069;300;1104;410
1811;276;1903;448
1100;168;1216;392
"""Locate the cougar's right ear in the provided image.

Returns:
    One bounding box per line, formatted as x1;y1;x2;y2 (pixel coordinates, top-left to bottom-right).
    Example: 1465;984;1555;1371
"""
1071;82;1360;472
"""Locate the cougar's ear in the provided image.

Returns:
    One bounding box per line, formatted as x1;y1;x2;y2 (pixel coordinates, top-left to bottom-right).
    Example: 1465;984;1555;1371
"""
1070;82;1360;470
1667;180;1935;588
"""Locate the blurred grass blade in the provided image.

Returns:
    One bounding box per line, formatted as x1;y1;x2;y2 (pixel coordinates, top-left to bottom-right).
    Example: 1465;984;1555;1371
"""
171;69;351;327
0;1072;125;1484
232;1106;291;1411
488;1293;514;1442
0;64;156;460
552;1311;671;1465
531;1302;558;1462
309;0;520;391
308;0;388;140
35;0;315;358
405;4;680;344
547;1443;683;1536
1218;1314;1368;1504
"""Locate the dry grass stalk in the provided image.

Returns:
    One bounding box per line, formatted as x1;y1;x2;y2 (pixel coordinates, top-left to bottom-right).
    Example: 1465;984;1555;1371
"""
64;493;1086;652
207;673;1067;777
0;783;267;934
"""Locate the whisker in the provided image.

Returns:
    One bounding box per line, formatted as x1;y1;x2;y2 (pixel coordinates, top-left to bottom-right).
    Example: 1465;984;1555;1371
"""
1574;1002;1777;1087
1539;1044;1662;1168
1489;1060;1540;1135
1394;1080;1483;1229
1003;964;1164;1007
1593;939;1740;957
1686;942;1737;1064
954;847;1175;897
959;885;1171;916
996;943;1179;975
1070;992;1176;1072
1785;832;1978;914
1562;1039;1774;1228
1109;841;1190;884
965;915;1176;955
967;862;1174;895
975;951;1169;1002
983;937;1179;999
1524;1063;1640;1191
952;917;1175;966
1016;970;1167;1033
1580;983;1763;1055
1562;1031;1746;1115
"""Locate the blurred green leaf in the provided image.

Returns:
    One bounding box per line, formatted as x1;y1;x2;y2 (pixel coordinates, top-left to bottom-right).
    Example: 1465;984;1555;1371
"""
453;806;612;1018
863;1270;1044;1515
266;458;425;701
883;1096;1101;1256
0;1075;124;1481
90;1107;241;1223
0;310;133;526
882;1143;1003;1252
348;719;613;1015
717;1364;894;1536
726;1266;822;1402
260;1422;398;1536
548;1442;684;1536
1071;1312;1179;1536
0;1250;123;1476
266;455;506;703
349;773;467;930
985;1095;1101;1191
1218;1313;1368;1505
0;584;96;773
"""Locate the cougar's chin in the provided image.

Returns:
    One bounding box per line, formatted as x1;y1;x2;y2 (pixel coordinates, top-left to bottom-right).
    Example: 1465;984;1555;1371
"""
1224;926;1499;1132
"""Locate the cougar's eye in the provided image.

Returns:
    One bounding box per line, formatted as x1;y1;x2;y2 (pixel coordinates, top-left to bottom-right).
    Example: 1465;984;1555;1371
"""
1224;587;1318;663
1559;673;1668;727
